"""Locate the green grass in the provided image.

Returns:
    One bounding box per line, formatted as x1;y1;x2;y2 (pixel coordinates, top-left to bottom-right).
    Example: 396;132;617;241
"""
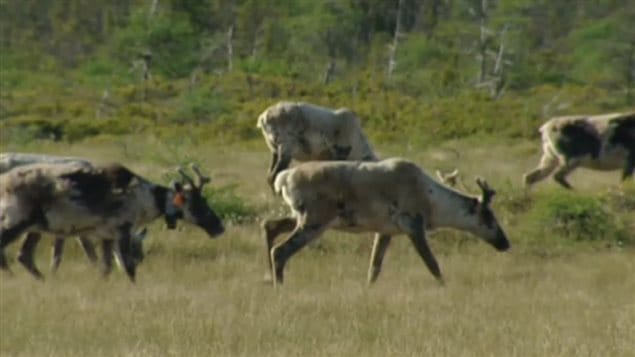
1;136;634;356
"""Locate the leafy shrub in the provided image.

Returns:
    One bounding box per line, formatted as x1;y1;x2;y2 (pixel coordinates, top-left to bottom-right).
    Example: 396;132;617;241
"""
168;88;227;124
112;9;199;78
527;191;630;244
2;117;65;141
203;184;257;224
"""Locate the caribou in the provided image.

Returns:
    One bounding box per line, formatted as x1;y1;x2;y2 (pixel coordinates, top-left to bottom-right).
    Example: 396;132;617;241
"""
0;162;224;281
257;101;378;190
523;111;635;189
0;152;144;272
262;158;510;286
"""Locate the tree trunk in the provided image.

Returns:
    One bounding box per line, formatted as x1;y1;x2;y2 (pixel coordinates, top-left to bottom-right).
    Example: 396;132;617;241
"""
226;0;236;72
149;0;159;19
626;42;635;103
227;24;234;72
388;0;405;80
322;58;336;85
477;0;488;83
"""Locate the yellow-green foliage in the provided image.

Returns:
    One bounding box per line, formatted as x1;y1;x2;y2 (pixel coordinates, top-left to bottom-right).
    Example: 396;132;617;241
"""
526;190;632;244
1;72;627;146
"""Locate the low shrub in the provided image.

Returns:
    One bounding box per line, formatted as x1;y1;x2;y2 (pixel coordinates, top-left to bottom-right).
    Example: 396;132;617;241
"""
203;184;257;224
526;190;631;245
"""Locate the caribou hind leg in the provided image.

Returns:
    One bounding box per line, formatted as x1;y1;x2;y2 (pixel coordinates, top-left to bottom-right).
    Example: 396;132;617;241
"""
78;236;98;264
0;218;36;274
101;239;115;278
367;234;392;284
51;236;98;273
51;238;65;272
553;161;579;189
17;232;44;280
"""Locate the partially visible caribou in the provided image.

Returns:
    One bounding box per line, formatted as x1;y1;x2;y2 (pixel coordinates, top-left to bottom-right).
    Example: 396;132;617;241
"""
263;158;510;286
0;152;145;273
523;111;635;189
0;161;224;281
257;101;378;190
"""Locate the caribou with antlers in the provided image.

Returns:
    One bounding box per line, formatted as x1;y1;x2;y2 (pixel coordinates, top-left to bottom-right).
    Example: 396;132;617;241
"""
263;158;510;286
0;161;224;281
0;152;150;273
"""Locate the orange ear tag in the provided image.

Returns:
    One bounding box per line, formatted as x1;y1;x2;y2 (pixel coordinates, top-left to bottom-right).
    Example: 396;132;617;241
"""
173;193;185;208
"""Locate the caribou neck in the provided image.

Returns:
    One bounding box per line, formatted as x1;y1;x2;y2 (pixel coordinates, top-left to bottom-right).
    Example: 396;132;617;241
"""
426;183;477;231
151;185;170;218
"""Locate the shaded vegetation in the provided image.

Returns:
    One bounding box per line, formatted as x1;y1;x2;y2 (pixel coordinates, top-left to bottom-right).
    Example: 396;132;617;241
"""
1;0;634;145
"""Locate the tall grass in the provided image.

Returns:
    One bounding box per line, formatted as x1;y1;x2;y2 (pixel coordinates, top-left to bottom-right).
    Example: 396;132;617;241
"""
1;137;634;356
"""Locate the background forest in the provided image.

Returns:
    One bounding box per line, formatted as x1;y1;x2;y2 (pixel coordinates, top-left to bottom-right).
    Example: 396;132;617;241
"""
1;0;634;144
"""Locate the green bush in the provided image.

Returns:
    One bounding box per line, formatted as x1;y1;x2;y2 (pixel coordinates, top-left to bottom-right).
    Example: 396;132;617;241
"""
168;88;227;124
527;191;630;244
203;184;257;224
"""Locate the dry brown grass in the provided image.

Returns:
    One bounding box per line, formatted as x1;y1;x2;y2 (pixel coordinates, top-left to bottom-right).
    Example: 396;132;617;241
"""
1;137;634;356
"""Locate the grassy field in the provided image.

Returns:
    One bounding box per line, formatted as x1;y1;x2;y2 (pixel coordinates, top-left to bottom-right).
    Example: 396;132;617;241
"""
1;136;634;356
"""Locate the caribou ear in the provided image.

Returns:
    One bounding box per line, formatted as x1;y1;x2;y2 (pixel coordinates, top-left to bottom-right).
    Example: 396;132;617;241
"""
475;177;496;206
190;163;211;189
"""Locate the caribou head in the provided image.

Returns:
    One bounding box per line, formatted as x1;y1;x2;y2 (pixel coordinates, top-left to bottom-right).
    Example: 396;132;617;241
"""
164;164;225;238
463;177;510;251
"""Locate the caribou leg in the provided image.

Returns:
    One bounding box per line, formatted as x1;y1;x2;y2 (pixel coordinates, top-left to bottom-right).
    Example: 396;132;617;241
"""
0;219;34;274
17;232;44;280
523;152;559;188
262;217;296;282
553;161;579;190
101;239;115;278
51;238;65;272
268;148;291;191
270;222;327;286
117;224;136;282
367;234;393;284
400;214;443;284
78;236;98;264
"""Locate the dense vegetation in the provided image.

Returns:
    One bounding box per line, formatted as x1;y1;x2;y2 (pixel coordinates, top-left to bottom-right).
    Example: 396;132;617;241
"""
1;0;634;145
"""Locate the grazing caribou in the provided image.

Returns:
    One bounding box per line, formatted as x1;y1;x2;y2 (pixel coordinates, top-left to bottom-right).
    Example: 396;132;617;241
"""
1;152;125;272
0;162;224;281
523;111;635;189
257;101;378;190
262;158;510;286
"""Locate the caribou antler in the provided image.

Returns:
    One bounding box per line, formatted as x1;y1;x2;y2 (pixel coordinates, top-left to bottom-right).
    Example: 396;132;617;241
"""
436;169;460;187
177;166;196;188
190;163;210;189
475;177;496;206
